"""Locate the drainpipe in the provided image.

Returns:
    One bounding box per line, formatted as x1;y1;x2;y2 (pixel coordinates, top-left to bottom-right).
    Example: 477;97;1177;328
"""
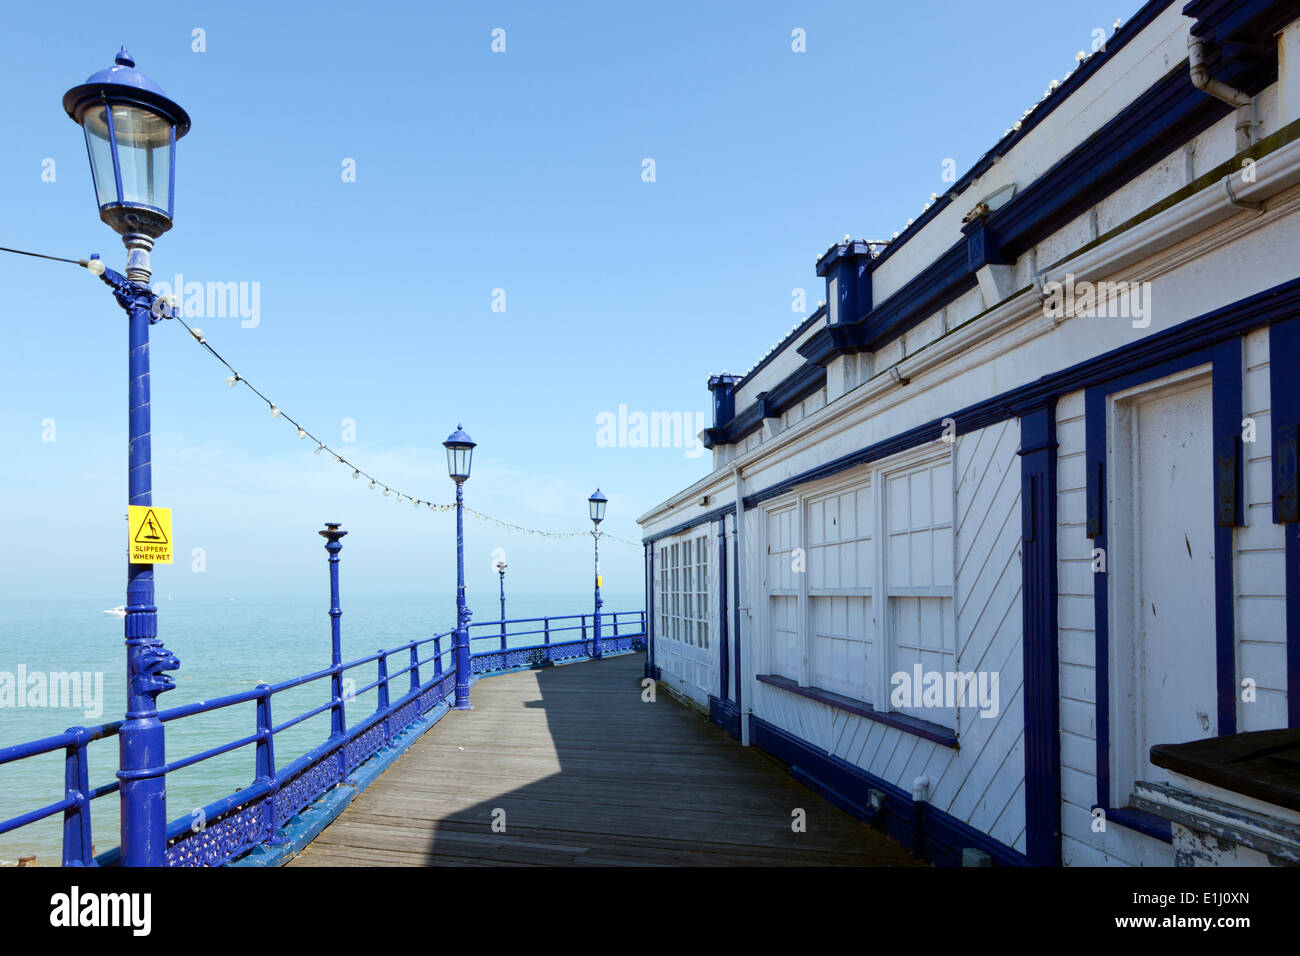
1188;35;1255;152
733;462;750;747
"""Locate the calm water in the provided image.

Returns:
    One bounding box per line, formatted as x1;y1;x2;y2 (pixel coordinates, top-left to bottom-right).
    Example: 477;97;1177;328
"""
0;591;640;864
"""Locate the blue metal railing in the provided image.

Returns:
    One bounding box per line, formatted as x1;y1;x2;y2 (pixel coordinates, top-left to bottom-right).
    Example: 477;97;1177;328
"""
467;610;648;674
0;610;645;867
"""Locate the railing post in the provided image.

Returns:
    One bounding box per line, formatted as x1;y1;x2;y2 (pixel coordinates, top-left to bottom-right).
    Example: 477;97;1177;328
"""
543;617;551;664
320;523;349;780
434;635;443;679
254;685;284;845
409;641;420;695
377;651;391;744
63;728;93;866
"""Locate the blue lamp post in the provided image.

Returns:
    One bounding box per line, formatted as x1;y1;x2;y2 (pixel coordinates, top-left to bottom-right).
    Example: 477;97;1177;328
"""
588;489;607;660
64;47;190;867
496;559;507;645
444;426;475;709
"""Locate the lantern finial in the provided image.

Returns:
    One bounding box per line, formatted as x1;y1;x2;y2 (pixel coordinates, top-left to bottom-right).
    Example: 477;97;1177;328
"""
115;47;135;68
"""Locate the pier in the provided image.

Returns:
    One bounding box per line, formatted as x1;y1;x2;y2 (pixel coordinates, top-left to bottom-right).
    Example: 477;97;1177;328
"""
290;653;920;867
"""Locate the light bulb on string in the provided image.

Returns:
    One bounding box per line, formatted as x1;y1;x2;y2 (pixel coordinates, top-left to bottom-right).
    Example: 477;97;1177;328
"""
297;426;306;439
314;445;323;456
353;470;360;480
270;405;280;418
369;481;376;490
226;375;239;387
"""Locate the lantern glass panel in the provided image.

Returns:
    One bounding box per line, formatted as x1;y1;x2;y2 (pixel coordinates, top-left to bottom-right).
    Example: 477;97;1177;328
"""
82;103;172;212
447;445;472;480
82;107;119;208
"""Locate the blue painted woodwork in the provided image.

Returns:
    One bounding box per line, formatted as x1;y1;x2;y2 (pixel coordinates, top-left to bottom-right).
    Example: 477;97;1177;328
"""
754;673;959;748
1269;317;1300;728
722;14;1286;439
745;274;1300;510
708;373;741;428
1019;403;1061;866
716;518;729;704
749;716;1028;866
642;501;736;544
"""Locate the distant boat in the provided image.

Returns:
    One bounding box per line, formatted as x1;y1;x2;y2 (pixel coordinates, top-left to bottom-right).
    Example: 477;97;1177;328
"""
102;606;126;617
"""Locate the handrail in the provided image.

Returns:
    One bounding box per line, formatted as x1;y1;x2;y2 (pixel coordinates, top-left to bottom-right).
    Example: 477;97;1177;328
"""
0;610;645;867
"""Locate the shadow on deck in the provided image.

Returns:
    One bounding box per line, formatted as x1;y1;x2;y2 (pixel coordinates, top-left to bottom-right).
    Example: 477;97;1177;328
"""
289;653;924;866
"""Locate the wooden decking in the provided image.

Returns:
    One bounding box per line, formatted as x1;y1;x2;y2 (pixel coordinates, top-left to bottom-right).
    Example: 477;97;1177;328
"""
289;653;923;866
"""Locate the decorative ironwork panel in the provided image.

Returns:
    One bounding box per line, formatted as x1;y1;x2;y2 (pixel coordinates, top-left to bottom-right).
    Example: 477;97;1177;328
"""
165;799;269;867
274;753;342;825
345;722;388;772
390;698;420;736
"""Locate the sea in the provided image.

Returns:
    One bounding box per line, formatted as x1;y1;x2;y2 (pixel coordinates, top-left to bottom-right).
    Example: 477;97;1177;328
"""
0;590;640;864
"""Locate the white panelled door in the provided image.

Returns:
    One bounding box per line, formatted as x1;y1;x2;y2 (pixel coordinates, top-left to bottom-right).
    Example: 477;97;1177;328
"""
1108;368;1218;802
657;532;713;705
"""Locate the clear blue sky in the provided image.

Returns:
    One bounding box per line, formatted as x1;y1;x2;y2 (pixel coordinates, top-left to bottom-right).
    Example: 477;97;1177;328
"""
0;0;1135;603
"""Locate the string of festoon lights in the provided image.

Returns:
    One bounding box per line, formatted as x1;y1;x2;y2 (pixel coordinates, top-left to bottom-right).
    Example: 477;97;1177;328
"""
1;245;641;548
168;309;643;548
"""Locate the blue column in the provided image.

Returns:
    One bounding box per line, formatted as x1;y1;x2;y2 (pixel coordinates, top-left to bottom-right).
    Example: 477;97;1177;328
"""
717;517;729;702
102;262;180;868
1019;404;1060;867
498;570;506;651
320;523;348;739
453;483;472;708
592;528;603;659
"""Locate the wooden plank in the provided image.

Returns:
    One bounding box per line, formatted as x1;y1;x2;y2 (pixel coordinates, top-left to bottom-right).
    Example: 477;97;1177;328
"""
289;654;923;867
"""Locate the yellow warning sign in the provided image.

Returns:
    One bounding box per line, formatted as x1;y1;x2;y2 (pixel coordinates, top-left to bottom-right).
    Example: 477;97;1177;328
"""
128;506;173;564
597;575;603;587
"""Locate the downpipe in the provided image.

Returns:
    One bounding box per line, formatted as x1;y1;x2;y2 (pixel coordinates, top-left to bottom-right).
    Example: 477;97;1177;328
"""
1188;35;1255;152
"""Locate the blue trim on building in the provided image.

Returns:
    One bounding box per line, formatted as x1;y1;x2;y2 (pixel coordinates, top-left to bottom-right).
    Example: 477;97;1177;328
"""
1269;317;1300;728
755;673;958;748
645;543;659;681
718;8;1287;443
716;518;729;706
743;274;1300;509
643;501;737;544
730;305;827;394
1212;338;1244;736
708;696;742;738
707;365;827;448
749;716;1028;866
1019;402;1061;866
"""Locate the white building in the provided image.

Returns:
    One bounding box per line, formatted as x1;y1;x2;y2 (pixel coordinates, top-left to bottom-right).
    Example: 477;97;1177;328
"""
637;0;1300;866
